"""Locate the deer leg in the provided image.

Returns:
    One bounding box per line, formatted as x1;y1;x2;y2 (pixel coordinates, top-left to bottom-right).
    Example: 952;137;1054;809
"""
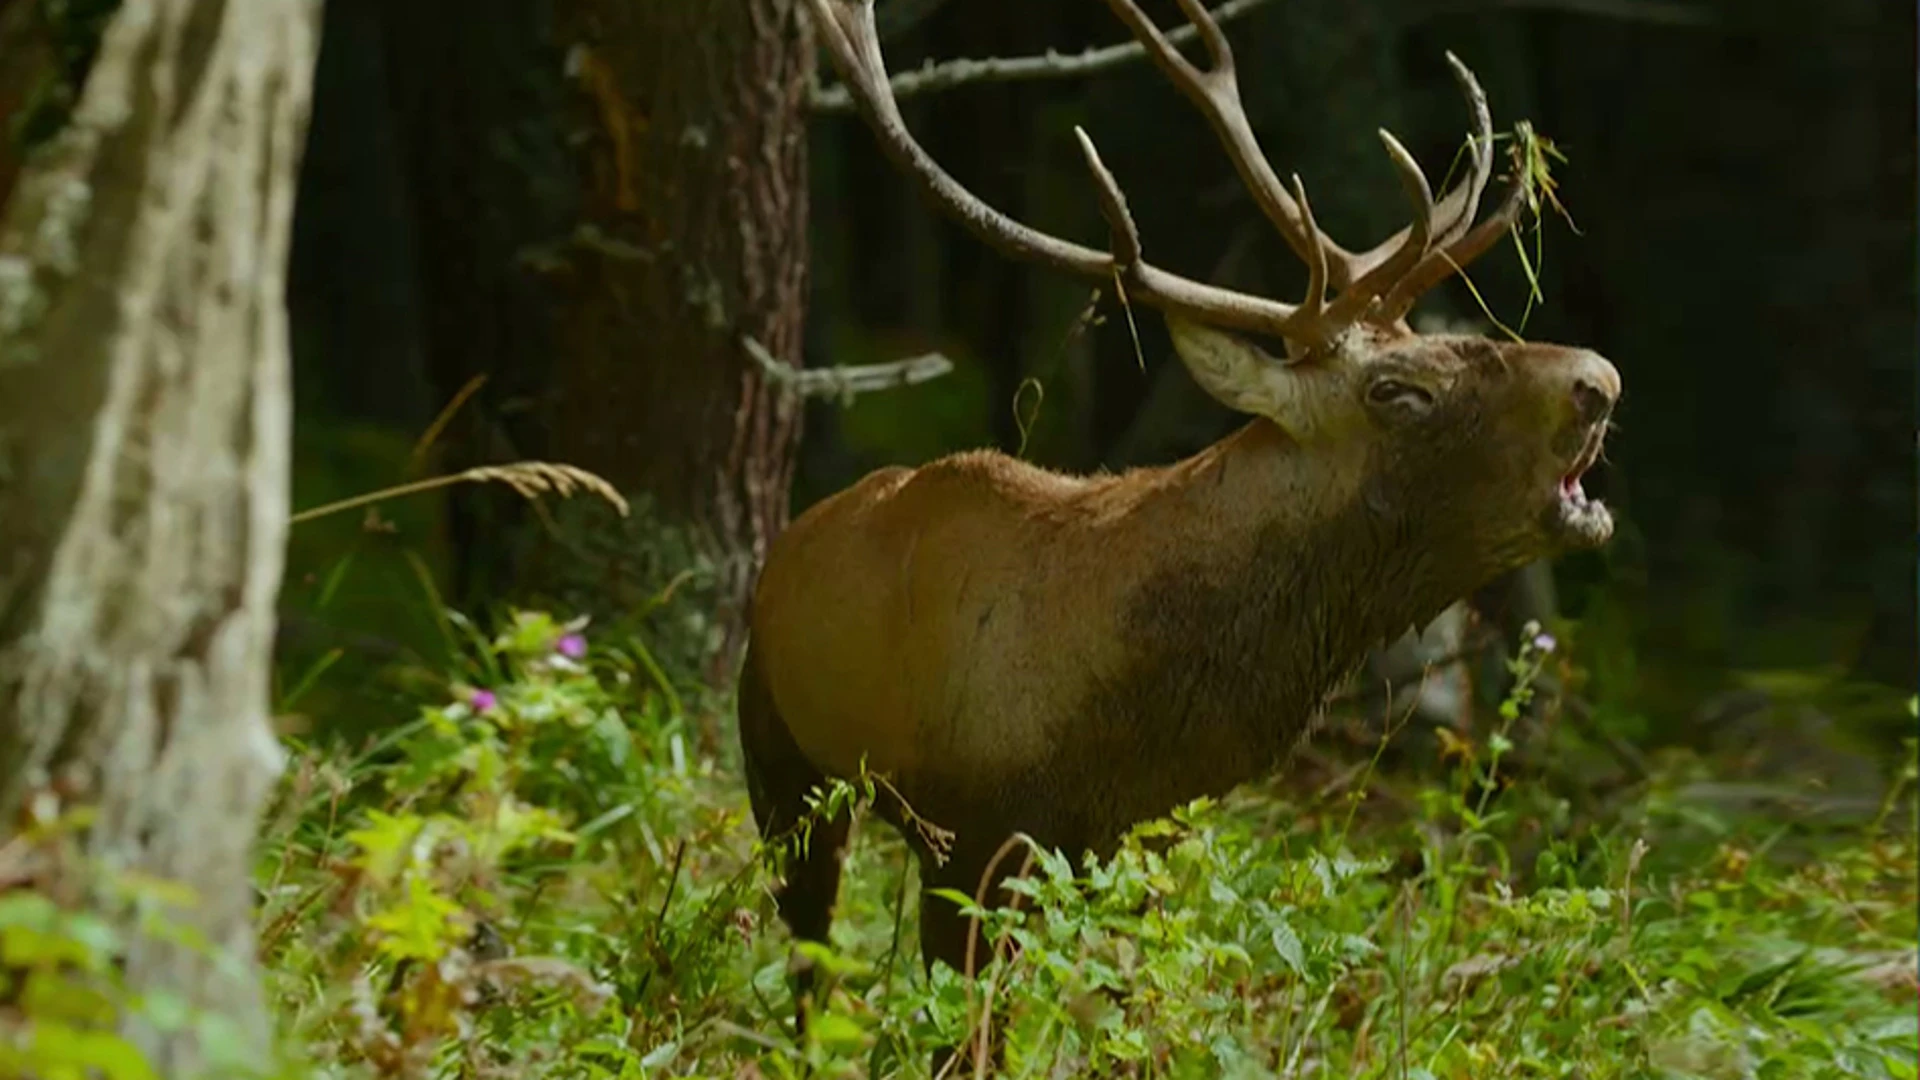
737;645;851;1035
776;811;851;1034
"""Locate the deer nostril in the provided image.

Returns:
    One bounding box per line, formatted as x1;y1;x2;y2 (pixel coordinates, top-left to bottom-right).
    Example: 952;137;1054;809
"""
1571;378;1612;426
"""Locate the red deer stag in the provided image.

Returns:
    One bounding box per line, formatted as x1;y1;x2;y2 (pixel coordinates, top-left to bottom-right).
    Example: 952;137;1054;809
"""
744;0;1621;1031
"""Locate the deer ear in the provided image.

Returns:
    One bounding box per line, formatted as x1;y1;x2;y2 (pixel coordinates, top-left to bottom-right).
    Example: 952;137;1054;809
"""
1165;314;1329;440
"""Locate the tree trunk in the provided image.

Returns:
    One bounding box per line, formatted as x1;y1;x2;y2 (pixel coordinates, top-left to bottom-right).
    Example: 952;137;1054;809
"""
377;0;812;699
541;0;812;687
0;0;318;1073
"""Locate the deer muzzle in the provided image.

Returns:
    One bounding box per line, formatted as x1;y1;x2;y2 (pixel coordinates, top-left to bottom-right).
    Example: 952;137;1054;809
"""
1544;350;1620;549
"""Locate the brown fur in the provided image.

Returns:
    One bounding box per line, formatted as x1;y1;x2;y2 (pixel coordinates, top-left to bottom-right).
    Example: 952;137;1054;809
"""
741;327;1620;1028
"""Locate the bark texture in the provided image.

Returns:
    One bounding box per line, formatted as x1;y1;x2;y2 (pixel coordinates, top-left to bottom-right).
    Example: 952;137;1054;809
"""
0;0;318;1072
544;0;812;681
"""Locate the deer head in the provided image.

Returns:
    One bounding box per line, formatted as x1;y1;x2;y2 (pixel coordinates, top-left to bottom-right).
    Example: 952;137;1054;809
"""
807;0;1620;573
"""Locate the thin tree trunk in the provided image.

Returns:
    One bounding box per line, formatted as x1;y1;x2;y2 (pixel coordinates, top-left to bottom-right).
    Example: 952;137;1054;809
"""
0;0;319;1072
543;0;812;687
379;1;811;702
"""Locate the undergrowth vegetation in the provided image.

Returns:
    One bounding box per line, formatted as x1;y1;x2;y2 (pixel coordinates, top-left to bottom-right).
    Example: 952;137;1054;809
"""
233;609;1916;1078
6;607;1913;1079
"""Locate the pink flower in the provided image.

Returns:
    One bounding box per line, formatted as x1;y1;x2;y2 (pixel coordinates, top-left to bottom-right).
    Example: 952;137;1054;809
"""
1532;632;1557;655
556;633;587;659
468;689;498;712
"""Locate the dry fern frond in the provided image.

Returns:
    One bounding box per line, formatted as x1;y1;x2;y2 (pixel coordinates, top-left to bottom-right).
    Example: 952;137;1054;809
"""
289;460;629;527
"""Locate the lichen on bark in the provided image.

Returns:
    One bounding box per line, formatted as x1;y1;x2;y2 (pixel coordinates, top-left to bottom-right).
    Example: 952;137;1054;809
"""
0;0;321;1074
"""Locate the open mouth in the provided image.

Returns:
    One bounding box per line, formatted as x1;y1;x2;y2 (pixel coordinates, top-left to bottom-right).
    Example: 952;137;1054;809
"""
1547;427;1613;547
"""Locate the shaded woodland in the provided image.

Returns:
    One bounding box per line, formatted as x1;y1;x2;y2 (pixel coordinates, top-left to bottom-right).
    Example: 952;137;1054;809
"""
1;0;1915;1074
287;0;1915;718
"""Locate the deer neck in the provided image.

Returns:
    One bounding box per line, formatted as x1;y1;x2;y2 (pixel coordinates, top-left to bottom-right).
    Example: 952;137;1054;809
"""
1098;418;1464;773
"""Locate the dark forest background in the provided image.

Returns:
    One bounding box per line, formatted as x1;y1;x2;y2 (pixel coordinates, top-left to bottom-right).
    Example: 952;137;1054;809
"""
3;1;1907;764
1;0;1914;1071
279;0;1915;763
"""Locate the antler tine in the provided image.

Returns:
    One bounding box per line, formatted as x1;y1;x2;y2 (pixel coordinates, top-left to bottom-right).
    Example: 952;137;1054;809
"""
805;0;1314;342
1168;0;1236;71
1288;173;1329;322
1339;54;1497;287
1275;172;1336;359
1097;0;1350;284
1314;129;1439;325
1089;0;1503;344
1379;134;1534;321
1073;126;1144;269
1432;52;1495;248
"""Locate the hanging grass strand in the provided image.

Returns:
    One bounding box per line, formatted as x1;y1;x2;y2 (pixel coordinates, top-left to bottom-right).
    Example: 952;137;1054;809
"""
288;461;630;526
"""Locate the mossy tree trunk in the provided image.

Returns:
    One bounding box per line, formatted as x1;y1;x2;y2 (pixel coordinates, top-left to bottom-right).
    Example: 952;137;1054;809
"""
0;0;319;1072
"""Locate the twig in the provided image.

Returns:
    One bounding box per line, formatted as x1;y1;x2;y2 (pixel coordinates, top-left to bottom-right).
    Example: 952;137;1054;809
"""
930;833;1034;1080
971;846;1035;1080
809;0;1281;112
808;0;1708;117
742;334;953;406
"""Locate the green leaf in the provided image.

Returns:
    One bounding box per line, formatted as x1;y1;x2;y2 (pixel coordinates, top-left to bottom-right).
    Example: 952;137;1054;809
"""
1721;949;1808;1006
806;1012;869;1051
1270;921;1306;976
363;874;470;962
342;809;426;886
638;1039;679;1069
0;891;59;929
926;888;986;918
23;1023;157;1080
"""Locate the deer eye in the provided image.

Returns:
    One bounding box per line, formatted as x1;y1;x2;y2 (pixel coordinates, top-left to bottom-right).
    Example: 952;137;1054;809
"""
1367;379;1435;412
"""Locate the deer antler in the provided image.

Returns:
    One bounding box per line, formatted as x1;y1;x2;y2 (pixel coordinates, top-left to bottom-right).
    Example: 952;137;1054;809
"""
806;0;1313;345
1092;0;1522;335
807;0;1532;357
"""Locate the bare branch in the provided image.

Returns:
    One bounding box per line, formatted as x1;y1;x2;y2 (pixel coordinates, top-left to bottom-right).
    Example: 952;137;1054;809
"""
804;0;1310;342
743;335;954;406
809;0;1280;112
811;0;1710;115
1419;0;1712;25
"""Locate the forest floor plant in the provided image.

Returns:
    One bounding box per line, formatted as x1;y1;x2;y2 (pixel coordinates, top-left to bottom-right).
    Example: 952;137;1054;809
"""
171;604;1915;1080
4;597;1913;1078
